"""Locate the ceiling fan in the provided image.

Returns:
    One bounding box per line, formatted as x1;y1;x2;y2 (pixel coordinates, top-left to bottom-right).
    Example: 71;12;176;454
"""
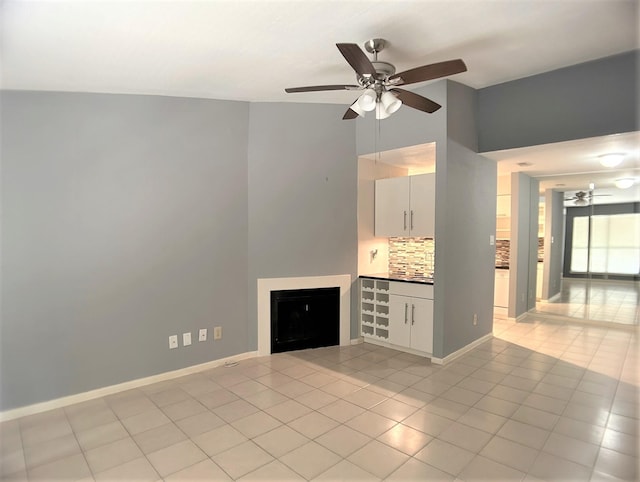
564;190;611;206
284;39;467;120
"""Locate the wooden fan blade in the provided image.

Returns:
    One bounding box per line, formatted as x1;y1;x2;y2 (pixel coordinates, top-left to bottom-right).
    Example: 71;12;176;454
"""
390;88;441;113
390;59;467;86
285;84;360;93
342;108;360;120
336;43;377;77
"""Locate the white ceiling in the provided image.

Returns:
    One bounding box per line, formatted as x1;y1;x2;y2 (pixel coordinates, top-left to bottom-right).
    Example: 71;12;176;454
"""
2;1;638;203
1;1;637;104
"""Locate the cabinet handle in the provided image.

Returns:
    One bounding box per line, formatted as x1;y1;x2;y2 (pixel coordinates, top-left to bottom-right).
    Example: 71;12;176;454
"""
410;210;414;230
404;303;408;324
403;211;407;230
411;304;415;325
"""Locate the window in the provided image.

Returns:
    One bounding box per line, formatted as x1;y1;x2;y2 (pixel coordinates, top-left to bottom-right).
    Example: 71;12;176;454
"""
570;213;640;275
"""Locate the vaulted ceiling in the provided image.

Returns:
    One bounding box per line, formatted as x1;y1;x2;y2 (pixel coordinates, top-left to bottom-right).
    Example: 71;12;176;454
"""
2;1;638;200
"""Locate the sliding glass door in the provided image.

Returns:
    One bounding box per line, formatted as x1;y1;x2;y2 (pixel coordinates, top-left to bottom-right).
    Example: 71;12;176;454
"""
570;212;640;276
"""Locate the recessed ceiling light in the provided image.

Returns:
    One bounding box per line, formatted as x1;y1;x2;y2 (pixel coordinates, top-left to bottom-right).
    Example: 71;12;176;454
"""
599;153;624;168
615;178;635;189
555;183;566;187
517;162;533;167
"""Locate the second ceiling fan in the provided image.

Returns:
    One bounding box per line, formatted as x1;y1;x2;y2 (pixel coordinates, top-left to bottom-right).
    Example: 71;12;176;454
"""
285;38;467;120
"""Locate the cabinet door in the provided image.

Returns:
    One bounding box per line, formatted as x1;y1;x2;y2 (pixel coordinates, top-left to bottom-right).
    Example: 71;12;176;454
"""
375;176;410;237
409;298;433;353
389;295;411;348
409;173;435;237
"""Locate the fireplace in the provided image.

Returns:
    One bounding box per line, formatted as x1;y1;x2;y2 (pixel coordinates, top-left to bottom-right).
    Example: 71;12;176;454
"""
257;274;351;355
271;287;340;353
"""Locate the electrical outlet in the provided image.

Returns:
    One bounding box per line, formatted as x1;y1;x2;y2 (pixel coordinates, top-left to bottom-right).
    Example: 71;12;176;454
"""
183;332;192;346
169;335;178;349
199;329;207;342
473;313;478;326
213;326;222;340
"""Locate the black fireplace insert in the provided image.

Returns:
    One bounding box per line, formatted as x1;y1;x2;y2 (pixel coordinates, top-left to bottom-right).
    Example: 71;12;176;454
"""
270;287;340;353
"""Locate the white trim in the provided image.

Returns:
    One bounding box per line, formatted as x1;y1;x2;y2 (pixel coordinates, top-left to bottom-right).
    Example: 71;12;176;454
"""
257;274;352;356
431;333;493;365
507;312;528;323
363;337;431;358
540;292;561;303
0;351;257;422
351;337;364;345
493;306;508;319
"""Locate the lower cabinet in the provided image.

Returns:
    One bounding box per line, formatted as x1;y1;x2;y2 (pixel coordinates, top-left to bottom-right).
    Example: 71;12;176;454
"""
360;278;434;357
389;296;433;353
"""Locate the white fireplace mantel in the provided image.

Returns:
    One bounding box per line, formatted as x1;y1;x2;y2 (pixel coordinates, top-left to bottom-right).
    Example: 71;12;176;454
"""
257;274;352;356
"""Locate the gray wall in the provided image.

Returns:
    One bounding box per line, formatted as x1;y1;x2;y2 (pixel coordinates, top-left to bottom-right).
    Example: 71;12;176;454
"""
508;172;539;318
247;103;358;348
1;92;250;410
478;50;639;152
435;140;496;357
542;190;564;300
434;82;496;358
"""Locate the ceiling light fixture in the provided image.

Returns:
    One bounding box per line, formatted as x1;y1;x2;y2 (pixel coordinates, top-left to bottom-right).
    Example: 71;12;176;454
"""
353;89;402;119
599;153;624;168
357;89;377;112
615;178;635;189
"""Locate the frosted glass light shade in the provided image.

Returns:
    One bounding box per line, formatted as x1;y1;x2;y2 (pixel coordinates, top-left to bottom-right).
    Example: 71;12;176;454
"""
375;103;391;120
381;91;402;114
357;89;377;111
599;153;624;168
349;100;366;117
615;178;635;189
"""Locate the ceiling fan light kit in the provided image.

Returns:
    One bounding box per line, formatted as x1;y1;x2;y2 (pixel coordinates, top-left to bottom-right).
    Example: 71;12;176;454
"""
285;38;467;120
358;89;377;111
381;91;402;114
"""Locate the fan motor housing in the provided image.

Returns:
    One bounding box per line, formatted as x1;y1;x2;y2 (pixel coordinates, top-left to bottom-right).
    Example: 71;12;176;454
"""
372;61;396;77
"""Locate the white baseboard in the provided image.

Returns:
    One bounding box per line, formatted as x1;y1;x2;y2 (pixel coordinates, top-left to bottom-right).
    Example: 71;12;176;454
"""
507;312;529;322
431;333;493;365
351;337;364;345
540;292;561;303
0;351;258;422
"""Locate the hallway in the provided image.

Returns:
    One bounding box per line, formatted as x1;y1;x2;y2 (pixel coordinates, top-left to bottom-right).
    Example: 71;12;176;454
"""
535;278;639;326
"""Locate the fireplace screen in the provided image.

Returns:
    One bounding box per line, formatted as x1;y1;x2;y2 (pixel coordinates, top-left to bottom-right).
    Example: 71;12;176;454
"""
270;287;340;353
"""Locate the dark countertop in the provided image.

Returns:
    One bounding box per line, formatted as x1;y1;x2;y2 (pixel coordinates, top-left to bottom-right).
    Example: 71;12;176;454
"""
359;273;434;285
495;266;510;270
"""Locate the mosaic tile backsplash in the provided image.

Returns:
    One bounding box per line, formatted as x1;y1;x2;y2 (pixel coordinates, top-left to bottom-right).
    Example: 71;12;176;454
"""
495;238;544;267
389;237;435;278
496;240;510;267
390;237;543;276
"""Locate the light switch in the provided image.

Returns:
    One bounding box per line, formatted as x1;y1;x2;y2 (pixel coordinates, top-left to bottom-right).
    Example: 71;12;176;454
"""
198;329;207;342
489;235;495;246
183;332;192;346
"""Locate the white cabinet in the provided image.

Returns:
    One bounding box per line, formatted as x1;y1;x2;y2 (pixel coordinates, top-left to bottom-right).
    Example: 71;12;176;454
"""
496;194;511;240
536;263;543;300
388;282;433;354
494;269;509;308
360;278;390;341
375;173;435;237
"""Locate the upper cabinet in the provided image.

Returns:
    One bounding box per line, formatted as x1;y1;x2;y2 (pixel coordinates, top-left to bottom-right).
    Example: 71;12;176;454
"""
375;173;435;237
496;194;511;239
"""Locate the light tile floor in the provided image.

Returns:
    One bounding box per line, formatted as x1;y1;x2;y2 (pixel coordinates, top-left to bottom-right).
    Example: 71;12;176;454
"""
1;315;638;481
536;278;639;326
